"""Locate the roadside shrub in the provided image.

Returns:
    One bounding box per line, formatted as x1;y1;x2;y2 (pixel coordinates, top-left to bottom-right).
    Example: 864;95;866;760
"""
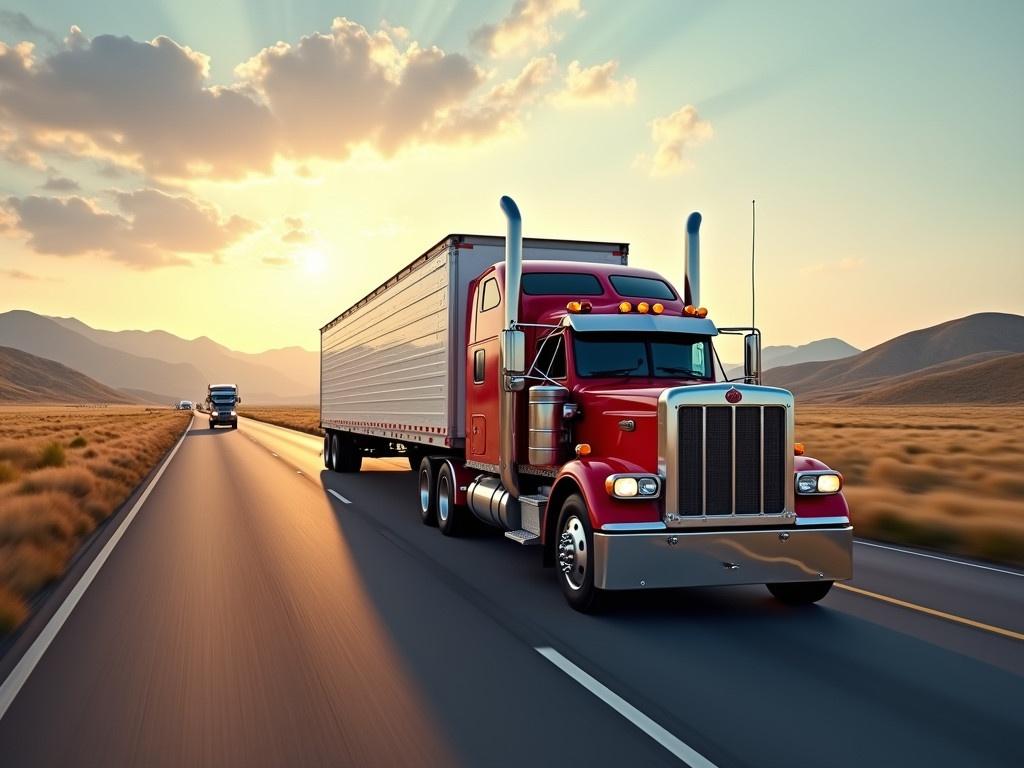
37;441;66;468
69;436;87;448
19;467;95;498
0;585;27;634
0;461;17;484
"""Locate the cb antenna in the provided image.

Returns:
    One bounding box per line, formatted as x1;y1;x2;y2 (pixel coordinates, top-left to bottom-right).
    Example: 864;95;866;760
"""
750;199;756;330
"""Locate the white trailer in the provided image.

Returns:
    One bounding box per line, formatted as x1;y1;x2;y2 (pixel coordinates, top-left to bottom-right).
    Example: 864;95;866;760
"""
320;234;626;453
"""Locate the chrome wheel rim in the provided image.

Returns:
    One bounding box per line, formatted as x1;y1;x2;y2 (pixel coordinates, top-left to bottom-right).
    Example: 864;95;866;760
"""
330;436;338;469
558;515;587;591
419;466;431;514
437;473;451;523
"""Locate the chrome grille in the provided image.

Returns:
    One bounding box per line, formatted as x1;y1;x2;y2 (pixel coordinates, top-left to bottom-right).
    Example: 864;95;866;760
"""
677;404;785;516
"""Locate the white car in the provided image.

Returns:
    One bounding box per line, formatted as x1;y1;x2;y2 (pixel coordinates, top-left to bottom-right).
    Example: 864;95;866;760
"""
177;400;193;410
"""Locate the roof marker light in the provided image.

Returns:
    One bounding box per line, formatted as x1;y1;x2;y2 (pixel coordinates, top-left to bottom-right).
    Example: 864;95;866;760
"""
637;302;650;314
683;305;697;316
652;303;664;314
695;307;708;318
618;302;633;313
567;301;583;313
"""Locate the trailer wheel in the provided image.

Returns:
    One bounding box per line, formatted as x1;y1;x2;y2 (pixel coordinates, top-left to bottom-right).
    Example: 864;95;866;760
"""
323;434;331;469
328;433;340;471
436;462;464;537
767;581;833;605
336;432;362;473
556;495;605;613
418;457;438;526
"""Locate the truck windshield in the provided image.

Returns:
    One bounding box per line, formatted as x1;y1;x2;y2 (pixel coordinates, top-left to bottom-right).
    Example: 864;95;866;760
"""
574;332;711;379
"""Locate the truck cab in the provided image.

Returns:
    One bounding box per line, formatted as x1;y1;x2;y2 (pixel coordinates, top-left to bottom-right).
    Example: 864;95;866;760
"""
207;384;240;429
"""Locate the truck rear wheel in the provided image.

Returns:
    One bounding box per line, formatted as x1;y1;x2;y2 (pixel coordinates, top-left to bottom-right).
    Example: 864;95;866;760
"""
328;433;340;471
556;495;605;613
436;462;464;537
335;432;362;473
418;457;438;526
767;581;833;605
323;434;331;469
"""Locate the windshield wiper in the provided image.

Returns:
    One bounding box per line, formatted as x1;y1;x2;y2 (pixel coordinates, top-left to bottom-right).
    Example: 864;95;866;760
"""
588;366;643;377
657;366;706;377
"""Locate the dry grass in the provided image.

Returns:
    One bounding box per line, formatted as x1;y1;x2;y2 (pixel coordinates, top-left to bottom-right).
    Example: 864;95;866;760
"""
239;405;1023;566
238;407;322;436
0;406;189;633
797;406;1024;567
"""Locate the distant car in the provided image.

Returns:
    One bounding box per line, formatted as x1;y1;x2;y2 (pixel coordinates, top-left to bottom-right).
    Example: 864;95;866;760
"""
177;400;193;410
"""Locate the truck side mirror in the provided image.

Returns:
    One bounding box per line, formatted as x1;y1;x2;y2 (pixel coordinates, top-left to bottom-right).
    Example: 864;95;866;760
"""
743;332;761;384
236;396;242;404
501;329;526;392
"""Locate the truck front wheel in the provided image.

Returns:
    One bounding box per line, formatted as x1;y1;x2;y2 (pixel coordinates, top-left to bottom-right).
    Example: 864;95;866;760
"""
767;581;833;605
556;495;605;613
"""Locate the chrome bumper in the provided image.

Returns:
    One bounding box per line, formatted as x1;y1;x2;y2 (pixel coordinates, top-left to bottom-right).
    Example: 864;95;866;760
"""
592;526;853;590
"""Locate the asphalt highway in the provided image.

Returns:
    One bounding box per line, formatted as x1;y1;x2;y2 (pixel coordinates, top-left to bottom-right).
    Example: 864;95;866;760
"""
0;414;1021;767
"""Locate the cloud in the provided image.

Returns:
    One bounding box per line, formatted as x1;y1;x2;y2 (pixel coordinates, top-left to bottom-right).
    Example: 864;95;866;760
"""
472;0;583;58
551;59;635;106
433;54;557;142
0;11;58;47
40;175;79;191
5;189;255;268
1;268;50;280
262;255;291;267
0;19;567;180
637;104;713;176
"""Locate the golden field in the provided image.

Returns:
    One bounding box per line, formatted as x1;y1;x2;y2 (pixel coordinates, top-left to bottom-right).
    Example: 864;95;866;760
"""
0;406;190;632
242;405;1024;567
238;407;322;436
797;406;1024;566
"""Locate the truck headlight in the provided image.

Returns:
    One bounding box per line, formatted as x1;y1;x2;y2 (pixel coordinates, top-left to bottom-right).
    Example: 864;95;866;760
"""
211;411;219;416
230;410;237;416
605;474;662;499
795;471;843;495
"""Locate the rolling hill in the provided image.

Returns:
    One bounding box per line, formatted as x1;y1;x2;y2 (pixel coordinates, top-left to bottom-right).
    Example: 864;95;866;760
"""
0;346;134;404
765;312;1024;402
846;353;1024;405
0;310;317;404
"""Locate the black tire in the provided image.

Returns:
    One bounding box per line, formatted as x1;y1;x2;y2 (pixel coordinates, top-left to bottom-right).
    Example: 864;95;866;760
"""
436;462;465;537
323;434;332;469
208;421;214;430
555;494;605;612
231;422;237;430
767;581;834;605
335;432;363;473
418;457;438;526
328;433;340;471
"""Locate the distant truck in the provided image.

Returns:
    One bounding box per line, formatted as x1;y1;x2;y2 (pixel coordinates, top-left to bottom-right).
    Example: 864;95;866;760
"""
319;197;852;611
177;400;193;411
206;384;240;429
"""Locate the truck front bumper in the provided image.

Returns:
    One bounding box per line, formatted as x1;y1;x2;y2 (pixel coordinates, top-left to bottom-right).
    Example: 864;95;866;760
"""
592;526;852;590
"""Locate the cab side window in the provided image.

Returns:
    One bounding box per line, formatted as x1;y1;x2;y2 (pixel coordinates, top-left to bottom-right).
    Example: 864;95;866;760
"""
534;334;567;380
480;278;500;312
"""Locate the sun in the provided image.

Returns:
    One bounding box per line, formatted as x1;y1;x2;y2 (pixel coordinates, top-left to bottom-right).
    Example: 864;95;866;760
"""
298;248;328;275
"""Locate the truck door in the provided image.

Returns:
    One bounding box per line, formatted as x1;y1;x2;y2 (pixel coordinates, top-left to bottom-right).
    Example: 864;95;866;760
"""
467;274;503;464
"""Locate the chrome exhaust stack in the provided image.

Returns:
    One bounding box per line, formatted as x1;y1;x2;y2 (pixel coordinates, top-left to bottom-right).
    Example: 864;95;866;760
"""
499;195;525;498
685;211;701;306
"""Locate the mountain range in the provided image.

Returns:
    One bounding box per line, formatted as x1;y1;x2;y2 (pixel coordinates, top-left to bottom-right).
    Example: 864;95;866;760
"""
0;310;318;404
725;337;860;379
763;312;1024;403
0;345;133;404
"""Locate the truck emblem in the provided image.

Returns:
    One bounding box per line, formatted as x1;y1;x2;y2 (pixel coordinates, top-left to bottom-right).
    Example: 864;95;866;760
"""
725;387;742;403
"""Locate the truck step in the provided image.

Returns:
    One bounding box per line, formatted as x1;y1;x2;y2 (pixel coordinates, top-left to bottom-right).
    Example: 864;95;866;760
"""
504;529;541;546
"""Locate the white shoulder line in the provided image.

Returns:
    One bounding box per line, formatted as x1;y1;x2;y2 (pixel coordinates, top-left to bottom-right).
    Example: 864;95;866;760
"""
855;540;1023;577
0;415;194;722
536;646;719;767
328;489;352;504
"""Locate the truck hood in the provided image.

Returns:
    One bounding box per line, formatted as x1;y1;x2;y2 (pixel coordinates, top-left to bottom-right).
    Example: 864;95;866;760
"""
571;382;675;472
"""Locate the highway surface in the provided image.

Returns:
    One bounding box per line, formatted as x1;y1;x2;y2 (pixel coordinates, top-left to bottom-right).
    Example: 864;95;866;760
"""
0;414;1021;767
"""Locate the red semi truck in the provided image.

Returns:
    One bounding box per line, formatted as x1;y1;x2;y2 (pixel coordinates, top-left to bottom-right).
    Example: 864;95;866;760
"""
320;197;852;611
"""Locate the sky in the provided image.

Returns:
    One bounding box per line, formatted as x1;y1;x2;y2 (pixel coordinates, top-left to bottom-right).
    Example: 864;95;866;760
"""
0;0;1021;355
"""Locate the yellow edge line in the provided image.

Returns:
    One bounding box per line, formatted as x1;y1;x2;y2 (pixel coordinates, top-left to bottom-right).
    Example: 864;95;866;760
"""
835;583;1024;642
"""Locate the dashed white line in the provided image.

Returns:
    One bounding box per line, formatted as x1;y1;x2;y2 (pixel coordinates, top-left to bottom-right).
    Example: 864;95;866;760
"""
328;489;352;504
855;540;1023;577
271;452;279;457
535;647;718;767
0;414;194;723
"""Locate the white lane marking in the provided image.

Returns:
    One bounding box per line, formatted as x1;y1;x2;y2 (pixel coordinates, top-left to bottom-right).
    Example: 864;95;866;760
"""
535;647;718;768
0;414;194;723
855;540;1023;577
328;489;352;505
271;452;279;457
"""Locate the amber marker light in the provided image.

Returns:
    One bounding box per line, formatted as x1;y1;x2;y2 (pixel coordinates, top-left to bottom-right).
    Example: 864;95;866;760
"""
794;442;806;455
652;303;664;314
566;301;583;313
618;302;633;313
575;443;592;457
580;300;592;313
683;305;697;316
637;302;650;314
695;307;708;318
